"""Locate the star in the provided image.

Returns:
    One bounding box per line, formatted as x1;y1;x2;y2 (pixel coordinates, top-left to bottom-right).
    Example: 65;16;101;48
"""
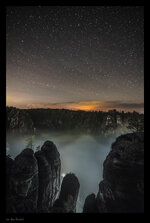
6;6;144;112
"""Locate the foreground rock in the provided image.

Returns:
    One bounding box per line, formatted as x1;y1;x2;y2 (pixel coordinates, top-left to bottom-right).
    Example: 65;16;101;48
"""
35;141;61;212
6;141;61;213
83;194;98;213
51;173;80;213
83;132;144;213
6;149;39;213
6;156;14;199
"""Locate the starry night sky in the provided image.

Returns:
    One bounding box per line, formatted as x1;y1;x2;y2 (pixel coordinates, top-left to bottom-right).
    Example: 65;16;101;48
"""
6;6;144;112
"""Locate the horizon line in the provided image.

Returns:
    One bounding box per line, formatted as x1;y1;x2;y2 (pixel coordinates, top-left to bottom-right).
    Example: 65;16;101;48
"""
6;105;144;114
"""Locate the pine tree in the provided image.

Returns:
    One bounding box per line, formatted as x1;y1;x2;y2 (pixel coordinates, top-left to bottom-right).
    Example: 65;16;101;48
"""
26;135;35;149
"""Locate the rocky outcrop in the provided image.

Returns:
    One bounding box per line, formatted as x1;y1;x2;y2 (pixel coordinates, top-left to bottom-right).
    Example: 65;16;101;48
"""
7;107;34;133
6;140;83;213
6;149;38;213
51;173;80;213
6;156;14;199
6;141;61;213
83;194;98;213
35;141;61;212
83;132;144;213
6;132;144;213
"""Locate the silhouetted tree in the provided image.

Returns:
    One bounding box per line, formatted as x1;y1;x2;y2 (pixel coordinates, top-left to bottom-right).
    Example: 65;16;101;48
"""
26;135;35;149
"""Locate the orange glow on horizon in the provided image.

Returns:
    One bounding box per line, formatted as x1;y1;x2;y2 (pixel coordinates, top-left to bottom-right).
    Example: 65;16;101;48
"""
6;97;144;113
67;101;103;111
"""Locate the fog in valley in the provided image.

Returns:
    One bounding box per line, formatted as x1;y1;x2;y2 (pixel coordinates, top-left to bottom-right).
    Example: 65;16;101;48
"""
6;131;119;212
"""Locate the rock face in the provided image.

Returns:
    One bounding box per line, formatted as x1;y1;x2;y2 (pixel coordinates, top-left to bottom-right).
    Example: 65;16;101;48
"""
83;132;144;213
51;173;80;213
6;141;61;213
6;156;14;199
83;194;98;213
6;149;39;213
7;107;34;133
6;132;143;213
6;140;81;213
35;141;61;212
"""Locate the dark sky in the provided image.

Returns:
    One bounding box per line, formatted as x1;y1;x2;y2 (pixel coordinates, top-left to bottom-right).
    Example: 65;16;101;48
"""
6;6;144;112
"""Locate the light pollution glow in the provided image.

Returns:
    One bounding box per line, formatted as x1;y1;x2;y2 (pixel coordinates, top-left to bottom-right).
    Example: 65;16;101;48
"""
6;94;144;113
6;7;144;114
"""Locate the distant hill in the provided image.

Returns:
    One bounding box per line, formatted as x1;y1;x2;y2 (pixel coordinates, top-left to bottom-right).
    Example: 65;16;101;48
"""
6;106;144;135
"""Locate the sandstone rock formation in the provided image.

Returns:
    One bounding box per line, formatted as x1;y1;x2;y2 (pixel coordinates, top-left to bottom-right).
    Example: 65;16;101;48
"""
35;141;61;212
6;148;38;213
6;156;14;199
6;141;61;213
83;193;98;213
83;132;144;213
6;132;144;213
51;173;80;213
